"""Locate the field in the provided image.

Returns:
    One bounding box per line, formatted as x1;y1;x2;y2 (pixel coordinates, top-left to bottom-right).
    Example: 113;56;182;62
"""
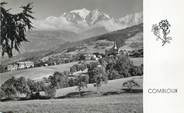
0;57;142;86
0;94;142;113
55;76;142;97
0;76;143;113
0;62;78;85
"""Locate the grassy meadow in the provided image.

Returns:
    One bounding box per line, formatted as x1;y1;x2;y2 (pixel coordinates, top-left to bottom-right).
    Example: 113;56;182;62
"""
0;76;143;113
0;94;142;113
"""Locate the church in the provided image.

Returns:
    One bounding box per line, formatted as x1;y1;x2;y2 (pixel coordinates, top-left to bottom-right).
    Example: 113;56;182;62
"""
105;41;119;56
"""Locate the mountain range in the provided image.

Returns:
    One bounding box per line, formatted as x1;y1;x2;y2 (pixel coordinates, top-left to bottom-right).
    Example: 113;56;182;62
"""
34;8;142;32
21;9;142;53
0;9;143;64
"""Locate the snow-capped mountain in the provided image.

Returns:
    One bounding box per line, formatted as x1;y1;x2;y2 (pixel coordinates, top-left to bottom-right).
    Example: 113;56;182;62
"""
85;9;111;25
63;8;111;25
34;8;142;33
70;8;90;20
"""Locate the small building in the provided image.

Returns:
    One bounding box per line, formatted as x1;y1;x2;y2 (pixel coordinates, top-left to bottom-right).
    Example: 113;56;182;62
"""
7;61;34;71
17;61;34;69
7;63;18;71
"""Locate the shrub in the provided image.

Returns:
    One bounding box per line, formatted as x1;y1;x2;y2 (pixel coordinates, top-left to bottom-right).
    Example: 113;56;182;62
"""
44;85;56;98
129;65;143;76
122;80;140;92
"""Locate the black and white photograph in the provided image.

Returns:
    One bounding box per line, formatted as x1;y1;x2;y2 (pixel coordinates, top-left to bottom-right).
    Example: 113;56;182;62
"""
0;0;143;113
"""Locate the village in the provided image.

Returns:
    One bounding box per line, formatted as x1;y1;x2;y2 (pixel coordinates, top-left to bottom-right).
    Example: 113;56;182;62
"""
3;41;143;73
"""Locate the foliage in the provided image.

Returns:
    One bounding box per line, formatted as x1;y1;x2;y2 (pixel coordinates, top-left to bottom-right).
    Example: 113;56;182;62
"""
68;77;76;87
43;85;56;98
0;88;6;99
0;2;34;57
105;55;133;78
78;54;86;61
108;69;120;80
122;80;140;92
128;49;143;57
76;74;89;96
1;77;18;98
0;65;7;73
48;71;69;89
26;79;45;98
70;63;87;73
129;64;143;76
87;62;99;83
14;77;30;94
93;64;108;94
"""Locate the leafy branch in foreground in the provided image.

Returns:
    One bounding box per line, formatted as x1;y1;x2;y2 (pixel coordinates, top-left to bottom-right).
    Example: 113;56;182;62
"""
0;2;34;57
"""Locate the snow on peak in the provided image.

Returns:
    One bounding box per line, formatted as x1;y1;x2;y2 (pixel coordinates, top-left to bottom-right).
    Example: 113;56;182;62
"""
70;8;90;19
86;9;111;25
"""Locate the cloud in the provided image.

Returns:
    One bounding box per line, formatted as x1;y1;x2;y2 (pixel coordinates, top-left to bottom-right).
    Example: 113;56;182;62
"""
33;12;142;33
33;16;81;33
33;17;123;33
96;19;125;32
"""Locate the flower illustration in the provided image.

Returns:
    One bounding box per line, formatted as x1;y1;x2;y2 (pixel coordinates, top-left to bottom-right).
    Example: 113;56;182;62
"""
152;24;160;36
159;19;170;32
152;19;173;46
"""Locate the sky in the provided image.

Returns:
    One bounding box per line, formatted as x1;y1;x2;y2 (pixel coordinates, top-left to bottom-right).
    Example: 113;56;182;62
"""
4;0;143;20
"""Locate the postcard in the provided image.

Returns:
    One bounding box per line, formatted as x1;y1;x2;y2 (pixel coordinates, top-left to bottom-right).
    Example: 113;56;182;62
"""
0;0;183;113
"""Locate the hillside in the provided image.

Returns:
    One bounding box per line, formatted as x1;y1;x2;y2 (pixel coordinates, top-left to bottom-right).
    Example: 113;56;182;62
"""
82;23;143;48
0;62;78;85
0;23;143;65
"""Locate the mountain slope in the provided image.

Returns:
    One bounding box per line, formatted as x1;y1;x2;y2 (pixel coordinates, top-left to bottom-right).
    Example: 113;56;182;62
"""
1;23;143;65
82;23;143;47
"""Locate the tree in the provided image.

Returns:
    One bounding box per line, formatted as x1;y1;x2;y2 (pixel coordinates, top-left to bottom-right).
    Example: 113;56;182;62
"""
1;77;17;98
76;74;88;96
93;65;108;95
48;71;68;89
27;79;45;98
14;77;30;95
0;2;34;58
0;65;7;73
26;79;36;94
78;53;86;61
93;59;108;95
43;85;56;98
87;61;99;83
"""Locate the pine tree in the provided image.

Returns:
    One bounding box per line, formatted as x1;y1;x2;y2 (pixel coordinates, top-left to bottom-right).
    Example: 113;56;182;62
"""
0;2;34;57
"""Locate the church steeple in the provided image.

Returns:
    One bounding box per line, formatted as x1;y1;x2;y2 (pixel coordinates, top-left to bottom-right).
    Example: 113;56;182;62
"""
113;41;118;50
105;40;119;56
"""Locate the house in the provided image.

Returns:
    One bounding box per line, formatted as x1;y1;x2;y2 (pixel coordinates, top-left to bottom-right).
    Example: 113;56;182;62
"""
7;63;18;71
7;61;34;71
17;61;34;69
105;41;119;56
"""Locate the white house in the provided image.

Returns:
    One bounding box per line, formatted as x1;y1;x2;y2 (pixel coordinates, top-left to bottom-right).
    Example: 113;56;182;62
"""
7;61;34;71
